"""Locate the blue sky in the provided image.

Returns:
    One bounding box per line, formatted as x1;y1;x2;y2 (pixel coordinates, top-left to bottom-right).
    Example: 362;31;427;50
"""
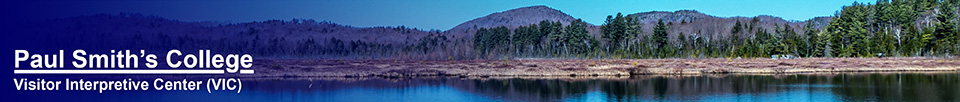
4;0;873;30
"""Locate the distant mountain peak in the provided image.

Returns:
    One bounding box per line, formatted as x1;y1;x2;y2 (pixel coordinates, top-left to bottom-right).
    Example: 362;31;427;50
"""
673;10;701;13
629;10;713;23
514;5;552;10
447;5;577;32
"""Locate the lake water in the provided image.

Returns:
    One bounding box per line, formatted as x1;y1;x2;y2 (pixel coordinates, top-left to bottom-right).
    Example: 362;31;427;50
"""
16;72;960;102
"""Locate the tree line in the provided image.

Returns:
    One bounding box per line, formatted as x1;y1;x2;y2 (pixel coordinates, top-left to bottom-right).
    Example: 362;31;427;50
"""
473;0;959;59
821;0;958;57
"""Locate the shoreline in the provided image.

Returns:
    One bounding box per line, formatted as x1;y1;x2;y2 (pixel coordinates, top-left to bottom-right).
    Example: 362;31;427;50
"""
247;57;960;77
234;71;960;81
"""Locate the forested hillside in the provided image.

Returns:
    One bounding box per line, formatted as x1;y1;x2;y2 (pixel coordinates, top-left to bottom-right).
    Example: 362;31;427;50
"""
12;1;959;60
472;0;960;59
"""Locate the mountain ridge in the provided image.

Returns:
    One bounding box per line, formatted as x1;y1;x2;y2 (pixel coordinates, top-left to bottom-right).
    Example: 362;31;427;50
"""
447;5;579;33
11;5;837;59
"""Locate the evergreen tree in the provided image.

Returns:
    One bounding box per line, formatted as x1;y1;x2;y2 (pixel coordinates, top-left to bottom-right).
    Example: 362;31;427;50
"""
601;13;641;56
934;0;958;55
654;19;670;58
562;19;597;56
922;27;936;55
473;26;511;58
828;2;871;57
732;20;743;43
902;23;920;56
540;21;564;56
802;21;819;57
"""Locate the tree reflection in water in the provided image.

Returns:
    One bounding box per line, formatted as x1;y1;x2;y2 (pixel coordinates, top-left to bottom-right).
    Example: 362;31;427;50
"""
245;72;960;101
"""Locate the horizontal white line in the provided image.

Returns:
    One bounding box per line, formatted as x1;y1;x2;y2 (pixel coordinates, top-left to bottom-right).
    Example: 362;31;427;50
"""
240;70;254;74
13;70;255;74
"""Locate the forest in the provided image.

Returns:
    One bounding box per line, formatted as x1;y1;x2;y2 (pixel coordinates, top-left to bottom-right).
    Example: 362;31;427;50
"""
22;1;959;60
473;0;960;59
